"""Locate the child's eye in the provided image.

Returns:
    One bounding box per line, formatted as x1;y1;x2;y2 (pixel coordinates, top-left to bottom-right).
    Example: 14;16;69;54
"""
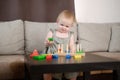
60;24;64;26
66;26;69;28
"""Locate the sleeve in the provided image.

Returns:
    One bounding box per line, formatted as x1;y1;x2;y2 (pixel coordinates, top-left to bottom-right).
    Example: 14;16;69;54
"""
49;28;54;33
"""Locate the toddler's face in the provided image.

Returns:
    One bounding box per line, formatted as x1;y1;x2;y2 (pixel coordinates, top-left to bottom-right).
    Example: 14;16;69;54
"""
57;18;73;33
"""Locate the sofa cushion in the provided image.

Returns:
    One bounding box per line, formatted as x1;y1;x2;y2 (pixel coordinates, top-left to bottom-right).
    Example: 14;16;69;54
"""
0;55;24;80
78;23;111;52
0;20;24;54
109;25;120;52
25;21;50;54
90;52;120;60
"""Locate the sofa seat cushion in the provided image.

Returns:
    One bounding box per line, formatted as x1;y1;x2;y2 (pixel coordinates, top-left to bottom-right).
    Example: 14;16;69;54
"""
0;20;24;55
78;23;111;52
90;52;120;60
0;55;24;80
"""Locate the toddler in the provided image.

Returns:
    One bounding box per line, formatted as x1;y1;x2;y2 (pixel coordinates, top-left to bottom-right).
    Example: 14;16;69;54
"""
44;10;78;80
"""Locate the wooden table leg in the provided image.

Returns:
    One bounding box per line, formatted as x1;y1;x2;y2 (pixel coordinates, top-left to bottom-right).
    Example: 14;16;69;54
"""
83;71;91;80
113;70;120;80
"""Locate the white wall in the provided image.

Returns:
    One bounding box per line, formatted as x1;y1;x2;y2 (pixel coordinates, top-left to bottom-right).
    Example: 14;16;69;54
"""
75;0;120;23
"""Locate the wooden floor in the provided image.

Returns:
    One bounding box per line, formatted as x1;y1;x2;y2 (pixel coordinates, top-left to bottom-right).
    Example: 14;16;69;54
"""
55;73;113;80
10;73;113;80
77;73;113;80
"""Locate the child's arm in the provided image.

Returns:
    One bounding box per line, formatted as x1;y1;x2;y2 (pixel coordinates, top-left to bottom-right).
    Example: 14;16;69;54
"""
45;31;53;46
69;34;76;53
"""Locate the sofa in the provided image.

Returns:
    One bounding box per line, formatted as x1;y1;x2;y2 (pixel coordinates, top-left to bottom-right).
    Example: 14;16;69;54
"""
0;19;120;80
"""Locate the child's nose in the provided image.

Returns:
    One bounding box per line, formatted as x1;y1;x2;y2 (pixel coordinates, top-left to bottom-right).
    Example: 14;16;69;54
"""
63;26;66;29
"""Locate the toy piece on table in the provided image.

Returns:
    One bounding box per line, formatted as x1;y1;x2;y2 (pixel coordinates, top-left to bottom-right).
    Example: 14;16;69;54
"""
74;43;85;59
33;54;46;60
65;44;71;59
46;54;52;60
76;43;85;56
66;44;69;53
48;38;54;42
57;44;66;56
30;49;39;58
66;54;71;59
52;53;59;59
74;54;82;59
57;44;64;55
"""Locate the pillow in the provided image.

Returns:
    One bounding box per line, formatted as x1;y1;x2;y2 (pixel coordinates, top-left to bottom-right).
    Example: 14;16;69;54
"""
25;21;51;54
78;23;111;52
109;26;120;52
0;20;24;54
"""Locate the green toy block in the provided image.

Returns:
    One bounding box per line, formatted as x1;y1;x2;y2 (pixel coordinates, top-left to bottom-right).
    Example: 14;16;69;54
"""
33;54;46;60
48;38;53;41
76;50;84;54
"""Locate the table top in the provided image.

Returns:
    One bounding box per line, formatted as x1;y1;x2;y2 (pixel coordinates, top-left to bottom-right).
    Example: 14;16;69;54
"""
25;53;120;73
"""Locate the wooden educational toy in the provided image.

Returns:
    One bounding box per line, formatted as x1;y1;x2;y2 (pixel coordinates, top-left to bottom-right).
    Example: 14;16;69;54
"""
31;42;85;61
74;43;85;59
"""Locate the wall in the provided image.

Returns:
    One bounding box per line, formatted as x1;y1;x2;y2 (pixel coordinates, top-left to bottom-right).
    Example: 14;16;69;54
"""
75;0;120;23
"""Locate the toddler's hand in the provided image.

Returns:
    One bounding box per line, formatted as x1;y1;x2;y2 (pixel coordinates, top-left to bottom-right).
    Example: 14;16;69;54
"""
45;40;53;47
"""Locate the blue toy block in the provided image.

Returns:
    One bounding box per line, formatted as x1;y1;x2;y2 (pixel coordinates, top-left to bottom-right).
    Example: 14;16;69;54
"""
52;54;59;59
66;54;71;59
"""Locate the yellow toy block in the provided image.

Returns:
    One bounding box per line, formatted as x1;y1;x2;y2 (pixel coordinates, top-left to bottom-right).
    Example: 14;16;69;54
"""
74;54;82;59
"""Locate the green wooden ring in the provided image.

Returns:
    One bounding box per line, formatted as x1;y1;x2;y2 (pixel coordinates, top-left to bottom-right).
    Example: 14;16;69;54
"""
48;38;53;41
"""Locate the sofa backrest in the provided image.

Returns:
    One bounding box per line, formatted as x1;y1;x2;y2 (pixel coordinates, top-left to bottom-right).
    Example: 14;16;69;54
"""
25;21;49;54
78;23;120;52
0;19;120;55
0;20;24;55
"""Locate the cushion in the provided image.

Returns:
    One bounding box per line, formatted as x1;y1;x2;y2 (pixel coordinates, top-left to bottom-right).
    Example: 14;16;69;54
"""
25;21;50;54
91;52;120;60
78;23;111;52
109;26;120;52
0;20;24;54
0;55;24;79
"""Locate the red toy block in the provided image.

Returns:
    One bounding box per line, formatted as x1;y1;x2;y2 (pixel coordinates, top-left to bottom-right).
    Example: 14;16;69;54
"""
46;54;52;60
30;49;39;58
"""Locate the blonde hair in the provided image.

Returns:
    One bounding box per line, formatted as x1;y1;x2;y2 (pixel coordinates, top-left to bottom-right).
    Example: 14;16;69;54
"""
57;10;76;24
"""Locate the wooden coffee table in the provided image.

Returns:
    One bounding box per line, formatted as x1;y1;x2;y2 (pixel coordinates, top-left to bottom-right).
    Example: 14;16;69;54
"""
25;53;120;80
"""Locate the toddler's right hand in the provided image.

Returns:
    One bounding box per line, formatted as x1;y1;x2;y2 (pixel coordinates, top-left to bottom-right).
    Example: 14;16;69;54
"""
45;40;53;47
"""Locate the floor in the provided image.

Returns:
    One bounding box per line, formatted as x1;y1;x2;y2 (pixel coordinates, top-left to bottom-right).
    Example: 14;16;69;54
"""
53;73;113;80
9;73;113;80
77;73;113;80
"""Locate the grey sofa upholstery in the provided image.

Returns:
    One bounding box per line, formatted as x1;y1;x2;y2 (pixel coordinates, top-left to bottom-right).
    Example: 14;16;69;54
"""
0;20;120;80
